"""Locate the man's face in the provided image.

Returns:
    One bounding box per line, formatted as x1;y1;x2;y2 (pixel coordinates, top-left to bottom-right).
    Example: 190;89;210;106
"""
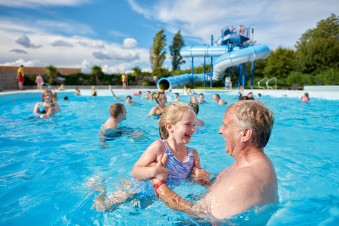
218;107;240;155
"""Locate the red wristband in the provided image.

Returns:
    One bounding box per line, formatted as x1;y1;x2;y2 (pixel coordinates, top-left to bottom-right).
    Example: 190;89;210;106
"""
201;181;208;186
153;181;166;197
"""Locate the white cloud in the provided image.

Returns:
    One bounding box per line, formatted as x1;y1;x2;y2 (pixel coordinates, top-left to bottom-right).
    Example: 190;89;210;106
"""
123;38;137;49
0;0;90;8
0;18;150;73
102;63;131;74
2;58;43;67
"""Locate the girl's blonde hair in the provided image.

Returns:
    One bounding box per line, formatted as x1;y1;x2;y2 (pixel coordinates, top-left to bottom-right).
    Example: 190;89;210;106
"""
158;102;196;139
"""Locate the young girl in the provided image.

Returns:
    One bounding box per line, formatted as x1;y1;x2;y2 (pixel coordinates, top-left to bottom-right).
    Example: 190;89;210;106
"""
91;102;210;212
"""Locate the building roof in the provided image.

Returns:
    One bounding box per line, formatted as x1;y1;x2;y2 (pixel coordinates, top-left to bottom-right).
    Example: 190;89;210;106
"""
0;66;81;75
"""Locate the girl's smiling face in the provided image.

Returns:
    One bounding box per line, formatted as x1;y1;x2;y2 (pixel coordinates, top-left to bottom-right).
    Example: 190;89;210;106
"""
172;111;196;144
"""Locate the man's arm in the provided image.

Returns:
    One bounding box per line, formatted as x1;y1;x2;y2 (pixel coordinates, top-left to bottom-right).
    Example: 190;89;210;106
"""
154;180;198;216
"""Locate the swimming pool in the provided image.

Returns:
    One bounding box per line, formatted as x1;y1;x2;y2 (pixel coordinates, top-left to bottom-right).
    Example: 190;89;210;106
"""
0;91;338;225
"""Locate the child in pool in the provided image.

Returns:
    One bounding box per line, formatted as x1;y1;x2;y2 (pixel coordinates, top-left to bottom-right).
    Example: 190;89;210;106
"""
189;103;205;127
91;102;210;212
301;92;311;102
40;103;56;118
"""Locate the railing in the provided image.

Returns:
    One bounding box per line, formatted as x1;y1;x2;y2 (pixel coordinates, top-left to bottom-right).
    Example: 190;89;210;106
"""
266;77;277;89
258;78;268;89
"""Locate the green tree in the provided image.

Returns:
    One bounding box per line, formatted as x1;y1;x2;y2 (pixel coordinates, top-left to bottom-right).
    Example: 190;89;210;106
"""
91;65;103;85
169;30;185;71
132;66;142;84
263;47;295;79
295;13;339;74
45;64;57;78
150;29;166;75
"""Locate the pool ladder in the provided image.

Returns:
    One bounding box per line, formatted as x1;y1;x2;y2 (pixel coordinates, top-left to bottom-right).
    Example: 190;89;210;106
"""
258;78;268;89
258;77;277;89
266;77;277;89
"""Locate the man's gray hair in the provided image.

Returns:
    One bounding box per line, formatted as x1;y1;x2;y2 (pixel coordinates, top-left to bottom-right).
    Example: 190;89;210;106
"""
230;100;274;148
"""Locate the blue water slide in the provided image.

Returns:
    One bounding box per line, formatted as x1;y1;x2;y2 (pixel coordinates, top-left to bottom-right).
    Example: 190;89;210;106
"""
157;43;270;90
213;44;270;80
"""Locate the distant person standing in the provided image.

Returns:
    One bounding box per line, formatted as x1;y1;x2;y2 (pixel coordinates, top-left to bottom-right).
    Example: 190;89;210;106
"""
35;74;44;90
236;86;244;100
122;73;127;89
17;65;25;90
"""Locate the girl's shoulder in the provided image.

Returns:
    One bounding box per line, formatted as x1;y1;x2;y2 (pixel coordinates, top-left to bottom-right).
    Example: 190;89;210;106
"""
148;140;166;153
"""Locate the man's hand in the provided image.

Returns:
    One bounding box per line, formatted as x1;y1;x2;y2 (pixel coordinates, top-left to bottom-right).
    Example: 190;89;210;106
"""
152;154;169;183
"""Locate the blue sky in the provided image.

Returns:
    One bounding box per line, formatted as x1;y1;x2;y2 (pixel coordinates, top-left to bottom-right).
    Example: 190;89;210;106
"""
0;0;337;74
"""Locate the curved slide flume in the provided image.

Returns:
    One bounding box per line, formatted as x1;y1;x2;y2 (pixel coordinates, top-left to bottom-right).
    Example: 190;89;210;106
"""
157;44;270;90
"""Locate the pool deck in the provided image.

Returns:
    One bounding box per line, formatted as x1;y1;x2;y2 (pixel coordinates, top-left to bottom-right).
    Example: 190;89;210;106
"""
1;86;339;100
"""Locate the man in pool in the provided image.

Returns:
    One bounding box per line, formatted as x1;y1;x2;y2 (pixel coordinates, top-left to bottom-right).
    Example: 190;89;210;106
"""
102;103;126;129
151;100;278;220
213;94;227;105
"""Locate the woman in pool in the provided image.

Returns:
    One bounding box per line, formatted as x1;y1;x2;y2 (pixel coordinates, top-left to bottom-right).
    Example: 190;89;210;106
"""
91;102;210;212
148;92;167;116
33;89;60;117
301;92;311;102
92;86;97;96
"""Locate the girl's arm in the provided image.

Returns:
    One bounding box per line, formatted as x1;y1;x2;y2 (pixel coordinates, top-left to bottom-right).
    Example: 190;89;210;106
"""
191;149;211;184
132;140;168;181
148;106;157;116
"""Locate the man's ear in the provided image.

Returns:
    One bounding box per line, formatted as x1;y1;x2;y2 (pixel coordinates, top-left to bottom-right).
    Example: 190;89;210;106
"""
240;129;253;143
165;122;173;133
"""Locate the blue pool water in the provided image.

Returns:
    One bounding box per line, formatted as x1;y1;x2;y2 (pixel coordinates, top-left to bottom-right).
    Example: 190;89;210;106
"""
0;91;338;225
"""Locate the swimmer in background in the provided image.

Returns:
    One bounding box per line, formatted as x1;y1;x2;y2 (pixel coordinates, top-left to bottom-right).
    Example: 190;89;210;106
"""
190;96;198;104
134;91;142;96
92;86;97;96
57;84;64;91
301;92;311;102
213;94;227;105
101;103;127;129
189;103;204;127
257;93;262;98
236;86;244;100
173;93;180;102
52;92;58;101
109;85;125;101
34;89;61;117
148;92;167;116
142;91;151;100
126;95;138;105
247;92;255;100
75;88;81;96
198;93;207;104
184;86;195;95
91;102;210;212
